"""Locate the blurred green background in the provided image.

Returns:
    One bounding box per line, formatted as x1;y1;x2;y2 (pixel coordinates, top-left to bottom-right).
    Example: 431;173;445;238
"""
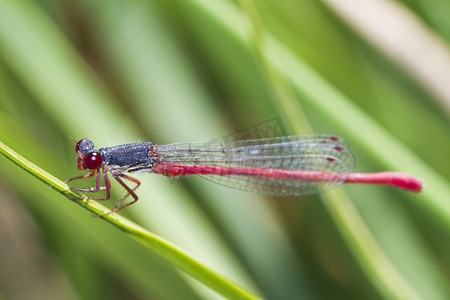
0;0;449;299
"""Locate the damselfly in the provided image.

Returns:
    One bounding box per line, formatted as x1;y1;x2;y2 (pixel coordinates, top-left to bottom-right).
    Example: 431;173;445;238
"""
66;135;422;216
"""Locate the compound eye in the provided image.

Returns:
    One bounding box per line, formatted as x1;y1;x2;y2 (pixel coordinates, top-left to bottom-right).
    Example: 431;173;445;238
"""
84;151;103;170
75;140;83;153
76;139;95;153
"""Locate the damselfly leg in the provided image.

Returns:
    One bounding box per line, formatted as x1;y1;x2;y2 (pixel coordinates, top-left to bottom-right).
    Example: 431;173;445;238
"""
105;171;141;216
65;168;110;200
65;166;141;216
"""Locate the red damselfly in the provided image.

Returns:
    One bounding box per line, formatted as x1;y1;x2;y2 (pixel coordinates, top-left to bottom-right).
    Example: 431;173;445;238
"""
66;135;422;216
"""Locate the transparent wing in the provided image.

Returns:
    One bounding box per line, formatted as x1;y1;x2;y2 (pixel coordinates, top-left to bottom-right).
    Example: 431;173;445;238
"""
156;134;355;196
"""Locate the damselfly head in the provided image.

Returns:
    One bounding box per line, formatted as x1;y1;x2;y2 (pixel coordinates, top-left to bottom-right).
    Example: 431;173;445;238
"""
76;139;94;154
75;139;103;171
